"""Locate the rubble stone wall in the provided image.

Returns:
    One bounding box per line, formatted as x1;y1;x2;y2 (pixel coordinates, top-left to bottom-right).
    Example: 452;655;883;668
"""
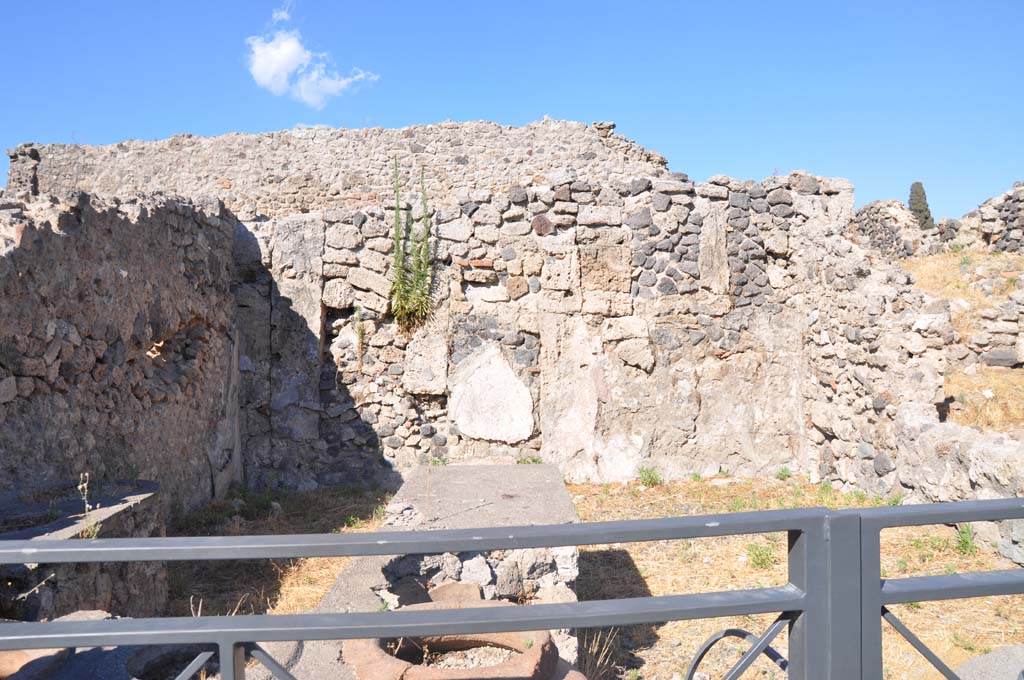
0;192;241;514
955;293;1024;370
847;199;946;257
850;183;1024;257
5;121;1022;562
965;184;1024;252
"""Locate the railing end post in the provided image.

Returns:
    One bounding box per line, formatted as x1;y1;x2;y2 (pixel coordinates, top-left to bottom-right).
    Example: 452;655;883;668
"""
218;640;246;680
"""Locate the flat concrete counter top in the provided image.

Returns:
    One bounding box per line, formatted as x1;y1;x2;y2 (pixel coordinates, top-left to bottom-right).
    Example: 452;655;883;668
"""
384;463;578;530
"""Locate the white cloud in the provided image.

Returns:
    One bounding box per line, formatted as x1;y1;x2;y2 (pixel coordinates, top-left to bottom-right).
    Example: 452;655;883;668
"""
245;24;377;109
293;66;378;109
271;7;291;23
246;30;309;96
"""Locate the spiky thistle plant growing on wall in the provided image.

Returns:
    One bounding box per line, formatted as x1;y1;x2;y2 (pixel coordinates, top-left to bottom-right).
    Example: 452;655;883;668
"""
388;159;435;331
389;158;410;320
407;168;434;319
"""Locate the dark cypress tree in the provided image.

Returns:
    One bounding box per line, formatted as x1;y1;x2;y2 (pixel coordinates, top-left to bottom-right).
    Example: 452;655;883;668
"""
908;182;935;230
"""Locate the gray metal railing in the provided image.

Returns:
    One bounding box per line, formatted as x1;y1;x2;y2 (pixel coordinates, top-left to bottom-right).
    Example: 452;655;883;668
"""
1;498;1022;679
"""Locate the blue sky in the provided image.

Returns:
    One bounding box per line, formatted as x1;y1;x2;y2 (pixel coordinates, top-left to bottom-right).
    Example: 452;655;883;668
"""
1;1;1021;218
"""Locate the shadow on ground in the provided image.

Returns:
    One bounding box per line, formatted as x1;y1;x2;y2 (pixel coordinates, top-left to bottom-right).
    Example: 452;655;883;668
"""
576;548;658;675
164;485;388;617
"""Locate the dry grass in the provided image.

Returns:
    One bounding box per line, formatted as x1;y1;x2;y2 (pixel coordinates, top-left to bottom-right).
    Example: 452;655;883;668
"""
945;366;1024;431
569;477;1024;680
166;486;388;617
901;249;1023;307
901;249;1024;338
902;249;1024;431
578;627;623;680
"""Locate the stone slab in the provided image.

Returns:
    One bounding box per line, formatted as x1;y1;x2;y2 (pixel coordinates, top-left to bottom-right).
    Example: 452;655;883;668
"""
253;465;577;680
956;645;1024;680
448;345;535;444
387;464;577;529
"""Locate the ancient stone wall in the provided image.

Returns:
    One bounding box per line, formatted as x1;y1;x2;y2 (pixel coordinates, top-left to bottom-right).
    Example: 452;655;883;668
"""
0;192;241;514
953;292;1024;370
4;121;1022;565
850;183;1024;257
6;123;848;487
847;199;944;257
957;184;1024;252
5;120;664;221
0;480;166;621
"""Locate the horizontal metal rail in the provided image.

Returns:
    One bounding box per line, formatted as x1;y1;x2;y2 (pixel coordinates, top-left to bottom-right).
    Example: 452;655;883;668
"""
0;586;806;651
0;507;824;564
0;496;1020;679
853;497;1024;528
882;569;1024;604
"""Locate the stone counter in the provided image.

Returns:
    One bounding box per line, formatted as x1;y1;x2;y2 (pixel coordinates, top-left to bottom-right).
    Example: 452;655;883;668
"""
253;464;580;680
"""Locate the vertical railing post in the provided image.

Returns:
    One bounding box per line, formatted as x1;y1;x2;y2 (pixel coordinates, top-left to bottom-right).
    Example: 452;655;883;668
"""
827;512;864;679
218;640;246;680
788;514;829;679
860;517;885;680
788;511;863;679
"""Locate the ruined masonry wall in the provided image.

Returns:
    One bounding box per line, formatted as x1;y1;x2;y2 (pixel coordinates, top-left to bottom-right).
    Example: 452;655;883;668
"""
0;193;241;513
847;195;1024;371
4;121;1022;564
849;183;1024;258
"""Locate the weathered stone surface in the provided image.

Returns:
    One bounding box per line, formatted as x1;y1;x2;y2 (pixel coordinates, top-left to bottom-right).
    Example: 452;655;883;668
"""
541;251;579;291
6;118;1023;552
891;402;1023;559
981;348;1018;367
438;218;473;241
428;581;482;604
697;183;728;199
531;214;554;236
601;316;649;341
460;554;494;586
847;200;921;256
506;276;529;300
956;645;1024;680
577;205;621;226
325;222;361;250
449;345;534;443
269;213;326;484
0;376;15;404
873;451;895;476
402;315;448;396
493;561;524;599
347;267;391;297
322;279;355;309
765;232;789;256
614;338;655;373
579;245;631;293
539;314;601;478
767;187;793;205
582;290;632;316
698;201;730;294
0;193;239;514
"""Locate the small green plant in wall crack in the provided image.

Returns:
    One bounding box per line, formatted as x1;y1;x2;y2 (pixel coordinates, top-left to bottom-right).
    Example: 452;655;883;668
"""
389;158;436;332
77;472;102;539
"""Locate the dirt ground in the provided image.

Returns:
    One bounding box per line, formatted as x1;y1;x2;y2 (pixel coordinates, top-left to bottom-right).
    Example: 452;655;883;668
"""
165;486;388;617
569;477;1024;680
166;477;1021;680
